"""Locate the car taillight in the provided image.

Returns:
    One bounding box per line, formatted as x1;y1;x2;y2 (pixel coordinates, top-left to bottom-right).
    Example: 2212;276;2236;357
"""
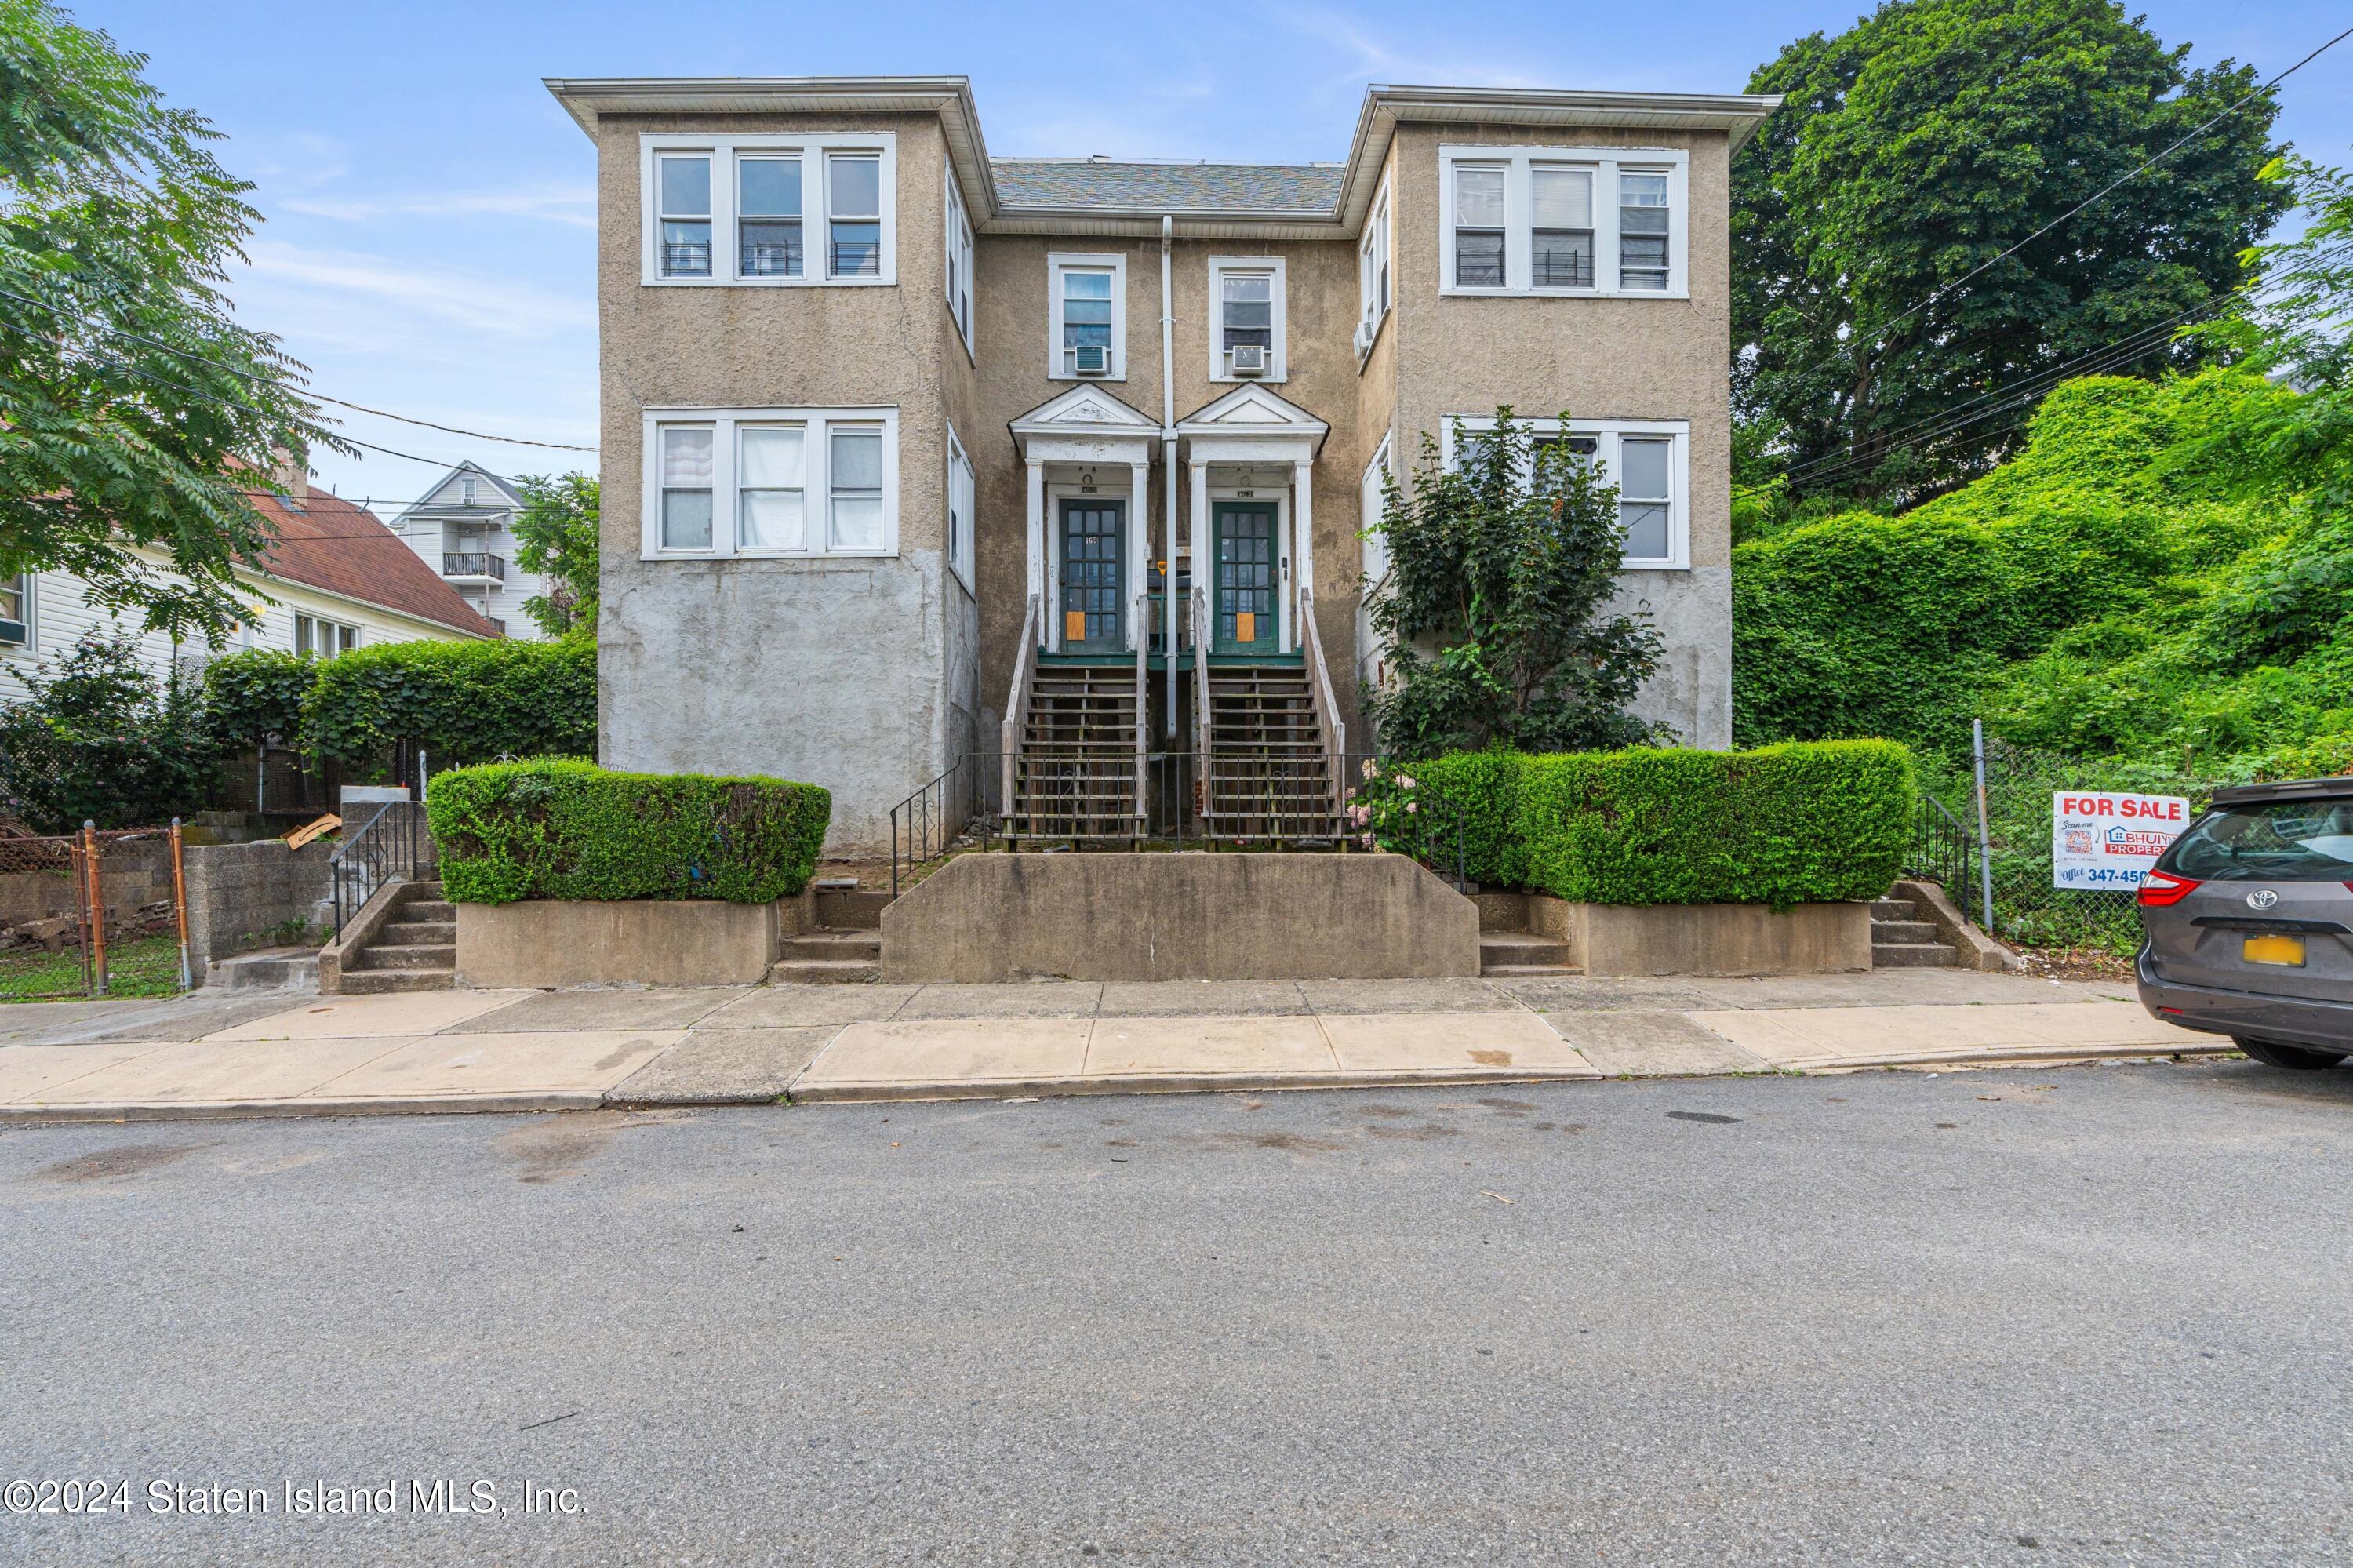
2137;871;2200;907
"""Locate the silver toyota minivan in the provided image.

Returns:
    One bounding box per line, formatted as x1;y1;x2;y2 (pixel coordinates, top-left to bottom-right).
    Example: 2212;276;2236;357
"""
2135;778;2353;1069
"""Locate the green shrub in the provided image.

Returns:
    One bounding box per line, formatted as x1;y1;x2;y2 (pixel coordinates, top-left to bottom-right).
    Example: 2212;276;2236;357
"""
202;648;315;748
1375;740;1913;908
427;759;829;905
0;631;217;831
303;635;595;769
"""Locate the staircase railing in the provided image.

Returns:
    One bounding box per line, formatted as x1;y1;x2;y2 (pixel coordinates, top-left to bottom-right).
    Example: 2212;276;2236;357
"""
1297;586;1347;825
999;593;1040;834
329;800;420;937
1133;588;1149;830
1191;583;1213;817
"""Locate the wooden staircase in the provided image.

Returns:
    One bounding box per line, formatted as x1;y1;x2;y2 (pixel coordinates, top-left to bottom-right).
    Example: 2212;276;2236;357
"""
1202;665;1342;844
1007;664;1144;845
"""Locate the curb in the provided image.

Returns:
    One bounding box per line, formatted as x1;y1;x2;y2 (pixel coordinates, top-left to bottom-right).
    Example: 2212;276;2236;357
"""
1769;1042;2235;1072
0;1090;606;1129
788;1064;1604;1104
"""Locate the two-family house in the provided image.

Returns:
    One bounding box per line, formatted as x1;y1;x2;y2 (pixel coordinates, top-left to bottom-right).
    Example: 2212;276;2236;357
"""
547;77;1779;853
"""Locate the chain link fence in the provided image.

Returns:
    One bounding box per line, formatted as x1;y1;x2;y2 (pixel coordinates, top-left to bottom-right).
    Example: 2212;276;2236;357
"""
1918;731;2221;955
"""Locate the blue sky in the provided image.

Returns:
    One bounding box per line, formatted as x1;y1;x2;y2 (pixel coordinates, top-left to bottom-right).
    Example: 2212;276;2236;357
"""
77;0;2353;515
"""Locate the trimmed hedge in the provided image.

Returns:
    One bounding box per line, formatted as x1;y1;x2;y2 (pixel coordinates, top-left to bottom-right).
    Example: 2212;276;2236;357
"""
1387;740;1914;909
427;759;830;905
303;635;595;768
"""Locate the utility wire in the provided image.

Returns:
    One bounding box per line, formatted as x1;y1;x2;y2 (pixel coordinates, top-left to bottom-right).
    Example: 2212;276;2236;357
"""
0;281;595;453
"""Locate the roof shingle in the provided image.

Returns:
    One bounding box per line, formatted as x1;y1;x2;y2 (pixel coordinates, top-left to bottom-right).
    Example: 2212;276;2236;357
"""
246;488;497;637
990;160;1343;214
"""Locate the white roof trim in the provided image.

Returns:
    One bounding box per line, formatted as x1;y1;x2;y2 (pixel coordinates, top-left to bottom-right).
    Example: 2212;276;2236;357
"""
1009;384;1162;457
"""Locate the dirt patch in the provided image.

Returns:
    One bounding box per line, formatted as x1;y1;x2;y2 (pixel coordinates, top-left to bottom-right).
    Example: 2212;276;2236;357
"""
1467;1050;1515;1067
1206;1130;1347;1155
1366;1122;1463;1141
494;1113;675;1184
2017;947;2134;982
32;1141;209;1183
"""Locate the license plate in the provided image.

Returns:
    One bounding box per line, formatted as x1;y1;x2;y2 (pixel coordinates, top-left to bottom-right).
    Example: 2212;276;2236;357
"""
2242;933;2306;967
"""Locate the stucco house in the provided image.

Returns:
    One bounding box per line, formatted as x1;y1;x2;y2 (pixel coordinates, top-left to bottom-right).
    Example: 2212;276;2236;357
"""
1;465;498;704
547;77;1778;853
387;461;554;639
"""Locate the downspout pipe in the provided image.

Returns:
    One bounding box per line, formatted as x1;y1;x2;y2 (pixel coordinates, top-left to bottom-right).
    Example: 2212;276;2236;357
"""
1160;213;1178;742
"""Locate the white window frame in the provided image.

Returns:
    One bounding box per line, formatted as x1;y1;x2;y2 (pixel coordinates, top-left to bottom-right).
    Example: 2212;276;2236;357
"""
1359;433;1393;598
1208;255;1287;384
1439;145;1688;298
639;133;896;288
945;421;976;595
293;613;361;657
944;158;975;361
0;571;31;649
1358;175;1391;355
1442;415;1690;569
1047;253;1127;381
639;407;900;561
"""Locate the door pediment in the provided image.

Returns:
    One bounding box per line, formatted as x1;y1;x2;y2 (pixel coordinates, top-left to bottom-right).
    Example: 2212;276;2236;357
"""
1176;384;1329;460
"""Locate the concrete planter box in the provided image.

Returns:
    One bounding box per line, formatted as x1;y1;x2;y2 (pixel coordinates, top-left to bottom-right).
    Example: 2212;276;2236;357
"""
454;891;813;988
1524;893;1870;976
882;853;1479;983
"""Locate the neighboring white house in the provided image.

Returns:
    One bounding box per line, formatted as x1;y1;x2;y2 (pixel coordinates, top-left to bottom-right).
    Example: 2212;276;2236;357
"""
385;461;551;639
0;472;498;704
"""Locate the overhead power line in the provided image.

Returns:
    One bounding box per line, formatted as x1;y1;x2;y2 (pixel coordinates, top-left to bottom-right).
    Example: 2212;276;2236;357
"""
0;282;595;453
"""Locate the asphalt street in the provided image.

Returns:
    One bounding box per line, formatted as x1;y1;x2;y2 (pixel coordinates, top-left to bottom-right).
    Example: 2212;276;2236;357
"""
2;1058;2348;1566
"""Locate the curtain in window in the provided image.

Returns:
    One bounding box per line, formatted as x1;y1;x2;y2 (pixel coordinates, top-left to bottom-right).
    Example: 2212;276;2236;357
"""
737;426;806;549
660;426;715;549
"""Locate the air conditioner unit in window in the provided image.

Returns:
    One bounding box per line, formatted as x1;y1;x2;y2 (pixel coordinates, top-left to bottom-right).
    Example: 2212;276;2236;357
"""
1352;318;1376;355
1229;343;1267;377
0;619;25;648
1072;343;1111;376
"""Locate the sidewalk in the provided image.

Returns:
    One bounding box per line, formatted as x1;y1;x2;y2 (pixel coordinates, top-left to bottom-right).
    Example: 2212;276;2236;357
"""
0;968;2223;1124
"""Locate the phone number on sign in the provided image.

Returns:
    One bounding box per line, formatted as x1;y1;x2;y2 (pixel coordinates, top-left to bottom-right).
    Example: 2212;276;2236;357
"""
2057;867;2149;887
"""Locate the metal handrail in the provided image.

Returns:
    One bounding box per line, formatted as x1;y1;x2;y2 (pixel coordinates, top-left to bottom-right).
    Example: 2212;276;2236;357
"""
329;800;420;936
1191;584;1213;813
890;755;1003;896
442;551;505;580
1133;589;1149;827
1000;593;1040;833
1297;585;1347;823
1907;790;1977;923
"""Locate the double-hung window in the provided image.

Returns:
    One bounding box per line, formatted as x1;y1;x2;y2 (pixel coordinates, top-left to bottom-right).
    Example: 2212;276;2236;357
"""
827;153;882;278
738;155;802;278
1048;254;1125;379
643;409;899;560
1530;166;1595;289
944;161;975;355
1446;416;1689;569
1440;146;1686;296
945;423;976;592
1358;178;1391;348
1209;256;1286;380
1359;435;1393;594
0;573;27;646
657;153;712;278
1451;163;1507;288
642;133;893;286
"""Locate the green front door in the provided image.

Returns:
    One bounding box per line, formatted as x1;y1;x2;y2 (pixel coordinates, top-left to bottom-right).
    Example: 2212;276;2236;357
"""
1059;499;1126;651
1213;501;1278;654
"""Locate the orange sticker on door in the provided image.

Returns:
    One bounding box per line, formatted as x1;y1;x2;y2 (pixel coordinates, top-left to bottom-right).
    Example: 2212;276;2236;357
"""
1236;610;1256;643
1065;609;1088;643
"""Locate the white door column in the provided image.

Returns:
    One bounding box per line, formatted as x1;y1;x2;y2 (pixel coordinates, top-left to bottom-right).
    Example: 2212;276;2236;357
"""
1026;459;1046;646
1128;456;1151;652
1188;457;1209;648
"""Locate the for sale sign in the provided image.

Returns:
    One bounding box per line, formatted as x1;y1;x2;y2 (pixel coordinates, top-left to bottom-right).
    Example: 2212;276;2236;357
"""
2052;791;2191;890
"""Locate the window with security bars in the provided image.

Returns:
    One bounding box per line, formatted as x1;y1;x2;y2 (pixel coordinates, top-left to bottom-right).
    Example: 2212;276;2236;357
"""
659;154;712;278
1453;164;1506;286
827;154;882;278
738;156;802;277
1619;171;1671;291
1530;166;1594;288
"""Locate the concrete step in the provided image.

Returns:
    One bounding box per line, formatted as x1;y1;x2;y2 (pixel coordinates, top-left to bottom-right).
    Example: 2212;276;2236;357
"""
404;900;456;923
1871;942;1958;969
1871;898;1918;921
1481;962;1587;977
335;966;456;994
1480;931;1574;972
780;929;881;961
1871;919;1940;944
766;958;882;984
377;919;455;946
814;888;893;929
352;942;454;970
205;948;319;991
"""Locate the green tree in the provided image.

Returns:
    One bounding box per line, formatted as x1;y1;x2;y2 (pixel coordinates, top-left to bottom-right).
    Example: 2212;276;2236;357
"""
0;629;217;830
1366;411;1663;756
509;471;598;636
0;0;343;643
1734;0;2288;508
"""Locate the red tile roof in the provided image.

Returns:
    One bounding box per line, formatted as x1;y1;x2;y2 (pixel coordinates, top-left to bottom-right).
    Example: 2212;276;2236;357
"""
245;487;499;637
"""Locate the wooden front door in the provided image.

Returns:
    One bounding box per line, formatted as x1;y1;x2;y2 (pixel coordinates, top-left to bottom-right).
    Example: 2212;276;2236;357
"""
1213;501;1278;654
1059;499;1126;650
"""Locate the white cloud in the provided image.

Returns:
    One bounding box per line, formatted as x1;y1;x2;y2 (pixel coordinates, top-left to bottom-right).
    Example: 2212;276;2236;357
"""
231;240;594;344
279;182;597;230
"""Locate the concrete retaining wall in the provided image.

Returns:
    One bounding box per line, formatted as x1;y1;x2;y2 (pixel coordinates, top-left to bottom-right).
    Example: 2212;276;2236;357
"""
881;853;1480;982
183;841;335;973
453;890;814;988
1532;894;1870;976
